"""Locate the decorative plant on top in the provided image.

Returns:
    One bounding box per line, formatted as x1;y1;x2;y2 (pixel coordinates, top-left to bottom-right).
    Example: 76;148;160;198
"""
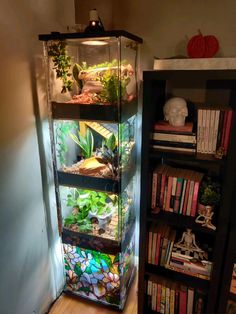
70;128;94;159
48;41;73;93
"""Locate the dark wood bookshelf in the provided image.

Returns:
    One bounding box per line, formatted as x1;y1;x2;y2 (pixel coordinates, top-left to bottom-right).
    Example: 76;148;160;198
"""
138;69;236;314
147;211;216;235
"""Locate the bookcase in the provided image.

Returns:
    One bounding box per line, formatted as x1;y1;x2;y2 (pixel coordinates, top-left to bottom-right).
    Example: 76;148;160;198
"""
138;66;236;314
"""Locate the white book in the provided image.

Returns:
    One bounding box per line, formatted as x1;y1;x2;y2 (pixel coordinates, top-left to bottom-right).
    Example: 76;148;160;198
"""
202;109;207;153
208;110;216;153
212;110;220;153
152;132;196;144
187;288;194;314
147;280;152;295
197;109;203;153
205;109;211;153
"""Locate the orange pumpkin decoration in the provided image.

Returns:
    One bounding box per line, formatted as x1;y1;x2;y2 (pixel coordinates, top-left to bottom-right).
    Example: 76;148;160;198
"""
187;31;219;58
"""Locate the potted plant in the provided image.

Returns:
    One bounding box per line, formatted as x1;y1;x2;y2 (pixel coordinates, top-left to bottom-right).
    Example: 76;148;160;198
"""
198;177;221;209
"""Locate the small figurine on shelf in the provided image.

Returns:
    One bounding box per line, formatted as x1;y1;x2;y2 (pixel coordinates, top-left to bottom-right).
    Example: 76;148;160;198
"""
175;228;203;253
174;228;208;260
195;205;216;230
195;177;221;230
163;97;188;127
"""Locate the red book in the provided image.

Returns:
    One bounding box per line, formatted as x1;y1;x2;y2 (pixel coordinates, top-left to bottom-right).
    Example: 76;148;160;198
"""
191;172;204;217
154;121;194;133
220;110;228;149
179;286;187;314
222;110;233;155
173;177;184;213
160;169;168;208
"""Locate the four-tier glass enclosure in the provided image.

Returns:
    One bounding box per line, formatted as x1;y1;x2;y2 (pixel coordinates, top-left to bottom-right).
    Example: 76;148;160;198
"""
39;30;142;309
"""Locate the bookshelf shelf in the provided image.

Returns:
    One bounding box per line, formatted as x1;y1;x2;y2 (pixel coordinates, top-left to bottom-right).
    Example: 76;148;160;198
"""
147;211;216;236
138;66;236;314
145;263;210;291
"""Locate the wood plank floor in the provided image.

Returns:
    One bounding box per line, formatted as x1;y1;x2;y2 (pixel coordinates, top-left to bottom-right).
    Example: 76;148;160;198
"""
49;275;138;314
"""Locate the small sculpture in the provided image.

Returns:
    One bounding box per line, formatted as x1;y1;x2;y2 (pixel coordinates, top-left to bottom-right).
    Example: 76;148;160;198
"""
175;228;203;254
163;97;188;127
195;205;216;230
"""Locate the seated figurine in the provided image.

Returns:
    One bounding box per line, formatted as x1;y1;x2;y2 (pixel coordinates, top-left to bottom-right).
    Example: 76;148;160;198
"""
195;205;216;230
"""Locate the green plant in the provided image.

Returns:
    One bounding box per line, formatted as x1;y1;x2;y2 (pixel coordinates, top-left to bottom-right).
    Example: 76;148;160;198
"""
199;177;221;207
99;134;119;177
70;128;94;159
55;121;77;166
100;71;126;104
64;189;116;231
48;41;73;93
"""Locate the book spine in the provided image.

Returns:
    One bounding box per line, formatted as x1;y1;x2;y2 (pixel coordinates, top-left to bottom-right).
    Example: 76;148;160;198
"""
208;110;216;153
179;179;187;214
155;232;162;265
197;109;203;153
182;180;190;215
187;288;194;314
220;110;228;149
190;181;200;217
179;287;187;314
170;288;175;314
166;176;173;211
151;231;158;264
165;287;170;314
151;139;196;148
148;228;153;264
160;173;167;208
157;283;162;312
152;144;196;153
216;110;225;150
212;110;220;153
186;180;194;216
202;109;207;153
222;109;233;155
160;285;166;314
152;132;196;143
170;176;177;210
205;109;211;153
173;177;183;213
151;171;158;209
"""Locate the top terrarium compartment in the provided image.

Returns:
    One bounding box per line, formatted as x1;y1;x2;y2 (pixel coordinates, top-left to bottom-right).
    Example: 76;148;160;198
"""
39;31;142;123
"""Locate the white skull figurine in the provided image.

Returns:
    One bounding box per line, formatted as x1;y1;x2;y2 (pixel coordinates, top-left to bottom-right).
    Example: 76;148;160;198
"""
163;97;188;127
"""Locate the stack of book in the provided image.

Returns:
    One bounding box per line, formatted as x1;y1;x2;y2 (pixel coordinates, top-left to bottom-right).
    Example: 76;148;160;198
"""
167;250;212;280
147;223;176;267
197;108;233;155
151;121;196;154
151;164;204;217
147;277;207;314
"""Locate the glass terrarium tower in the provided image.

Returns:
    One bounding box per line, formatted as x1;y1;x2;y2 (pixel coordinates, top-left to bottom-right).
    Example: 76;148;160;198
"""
39;31;142;309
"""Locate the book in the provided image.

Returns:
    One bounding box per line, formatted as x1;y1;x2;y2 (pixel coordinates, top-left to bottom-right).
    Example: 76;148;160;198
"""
173;176;184;213
165;286;170;314
160;285;166;314
194;290;207;314
222;109;233;155
152;144;196;153
151;132;196;144
151;139;196;149
165;229;177;266
170;288;175;314
197;109;203;153
154;121;194;133
187;288;194;314
179;286;187;314
160;226;171;266
157;283;162;312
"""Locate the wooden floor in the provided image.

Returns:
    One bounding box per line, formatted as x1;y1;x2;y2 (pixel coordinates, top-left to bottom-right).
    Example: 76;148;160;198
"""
49;275;138;314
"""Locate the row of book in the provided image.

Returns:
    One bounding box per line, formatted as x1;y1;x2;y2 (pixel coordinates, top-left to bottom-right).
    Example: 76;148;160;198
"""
197;108;233;155
151;164;204;216
147;223;212;280
147;277;207;314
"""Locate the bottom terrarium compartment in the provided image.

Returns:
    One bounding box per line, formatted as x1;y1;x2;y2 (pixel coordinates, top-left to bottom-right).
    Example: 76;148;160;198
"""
63;237;135;309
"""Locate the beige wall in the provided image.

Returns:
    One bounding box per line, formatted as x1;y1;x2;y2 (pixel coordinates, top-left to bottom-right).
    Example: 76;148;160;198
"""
75;0;236;70
0;1;75;313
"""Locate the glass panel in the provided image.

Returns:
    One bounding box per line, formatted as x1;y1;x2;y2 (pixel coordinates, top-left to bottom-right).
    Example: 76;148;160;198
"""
64;244;121;306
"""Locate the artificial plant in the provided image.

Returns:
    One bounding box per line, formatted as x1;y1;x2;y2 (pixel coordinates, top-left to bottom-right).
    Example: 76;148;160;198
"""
48;41;73;93
70;128;94;159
